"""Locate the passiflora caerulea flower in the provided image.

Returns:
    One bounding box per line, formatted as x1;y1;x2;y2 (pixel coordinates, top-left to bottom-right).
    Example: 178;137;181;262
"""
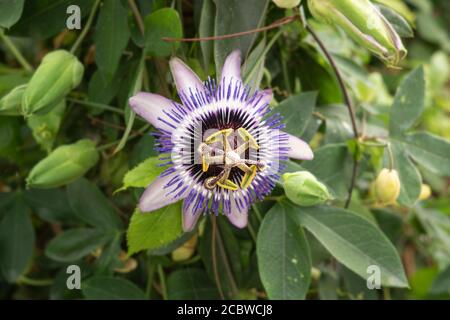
129;50;313;231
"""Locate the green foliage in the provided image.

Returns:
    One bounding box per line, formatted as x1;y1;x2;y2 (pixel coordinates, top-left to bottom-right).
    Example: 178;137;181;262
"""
127;204;183;255
116;156;164;192
257;202;312;299
144;8;182;57
0;0;449;301
291;204;408;288
82;276;146;300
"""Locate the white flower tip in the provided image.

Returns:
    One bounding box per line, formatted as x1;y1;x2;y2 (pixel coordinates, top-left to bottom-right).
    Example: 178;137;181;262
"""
128;92;145;111
226;210;248;229
287;133;314;161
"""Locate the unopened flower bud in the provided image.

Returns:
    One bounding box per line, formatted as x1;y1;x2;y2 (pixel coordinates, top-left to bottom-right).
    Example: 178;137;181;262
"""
282;171;333;206
307;0;407;66
26;139;99;189
374;168;401;205
22;50;84;116
273;0;301;9
0;84;26;116
419;184;431;201
171;234;198;262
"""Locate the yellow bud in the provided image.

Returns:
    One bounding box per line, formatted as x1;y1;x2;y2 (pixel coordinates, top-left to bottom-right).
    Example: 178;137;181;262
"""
419;184;431;201
171;234;198;262
374;168;401;205
114;251;138;273
273;0;301;9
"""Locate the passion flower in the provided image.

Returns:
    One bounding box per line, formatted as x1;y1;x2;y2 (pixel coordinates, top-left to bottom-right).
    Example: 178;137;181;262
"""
129;50;313;231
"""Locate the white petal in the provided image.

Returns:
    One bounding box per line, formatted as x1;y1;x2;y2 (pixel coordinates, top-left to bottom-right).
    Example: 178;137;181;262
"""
169;57;205;96
129;92;175;132
182;199;203;232
226;200;248;229
139;173;186;212
285;133;314;160
220;50;242;85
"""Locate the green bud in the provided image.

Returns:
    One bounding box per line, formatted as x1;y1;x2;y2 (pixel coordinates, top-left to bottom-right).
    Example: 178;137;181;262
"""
27;99;66;153
26;139;99;189
273;0;301;9
374;168;400;205
307;0;407;67
0;84;27;116
22;50;84;116
282;171;333;206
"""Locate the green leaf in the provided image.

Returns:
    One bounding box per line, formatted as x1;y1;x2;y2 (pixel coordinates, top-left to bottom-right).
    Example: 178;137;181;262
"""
0;0;24;29
94;0;130;80
242;37;266;92
389;67;425;136
45;228;114;262
10;0;93;39
144;8;182;57
26;139;99;189
83;276;146;300
430;266;450;295
24;188;78;224
67;178;123;230
292;205;409;288
302;143;352;199
117;156;165;192
127;203;183;255
400;132;450;176
389;141;421;206
0;200;35;282
257;202;312;299
167;269;220;300
213;0;269;73
276;92;318;137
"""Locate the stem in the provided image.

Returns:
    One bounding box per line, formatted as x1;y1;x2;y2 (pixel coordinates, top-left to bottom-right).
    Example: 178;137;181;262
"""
0;30;33;72
97;124;149;151
18;276;53;286
157;264;168;300
247;221;257;243
243;29;282;84
163;15;298;42
128;0;145;35
145;261;156;298
304;24;358;138
301;10;359;209
386;142;395;171
251;204;263;224
345;159;359;208
211;216;225;300
67;98;125;115
70;0;101;54
215;217;239;298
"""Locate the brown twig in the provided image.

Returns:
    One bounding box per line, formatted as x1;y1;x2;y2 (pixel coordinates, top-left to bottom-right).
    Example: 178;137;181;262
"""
88;115;144;136
162;15;298;42
302;17;359;209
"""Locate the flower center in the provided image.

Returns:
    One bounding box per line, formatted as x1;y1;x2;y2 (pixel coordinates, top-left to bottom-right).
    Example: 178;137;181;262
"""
198;128;266;191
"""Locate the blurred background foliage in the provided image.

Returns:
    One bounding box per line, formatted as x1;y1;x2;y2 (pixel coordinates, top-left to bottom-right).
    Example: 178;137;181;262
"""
0;0;449;300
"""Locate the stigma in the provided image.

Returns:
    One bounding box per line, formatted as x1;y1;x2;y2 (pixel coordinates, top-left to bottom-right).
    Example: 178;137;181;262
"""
198;128;266;191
